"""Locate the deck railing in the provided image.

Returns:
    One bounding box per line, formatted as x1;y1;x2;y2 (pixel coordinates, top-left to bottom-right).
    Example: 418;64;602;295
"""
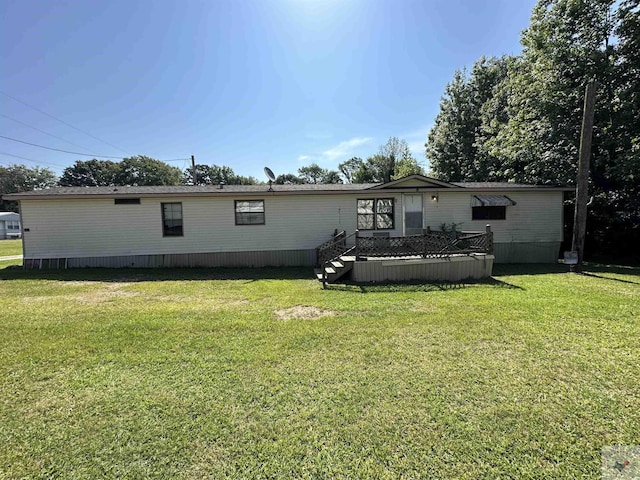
316;225;493;266
355;225;493;259
316;230;357;266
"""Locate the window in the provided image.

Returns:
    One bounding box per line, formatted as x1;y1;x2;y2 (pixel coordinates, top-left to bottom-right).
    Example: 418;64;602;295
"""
357;198;394;230
472;206;506;220
115;198;141;205
162;202;183;236
235;200;265;225
6;221;19;231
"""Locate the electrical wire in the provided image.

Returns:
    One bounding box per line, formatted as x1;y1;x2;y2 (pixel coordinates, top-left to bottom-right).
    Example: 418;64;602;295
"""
0;151;67;169
0;134;125;158
0;113;101;154
0;90;132;156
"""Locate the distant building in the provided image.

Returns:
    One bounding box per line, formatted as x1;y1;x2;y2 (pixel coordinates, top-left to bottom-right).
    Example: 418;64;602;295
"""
0;212;21;239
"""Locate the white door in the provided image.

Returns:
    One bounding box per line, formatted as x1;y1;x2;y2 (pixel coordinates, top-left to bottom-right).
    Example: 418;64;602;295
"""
404;194;423;236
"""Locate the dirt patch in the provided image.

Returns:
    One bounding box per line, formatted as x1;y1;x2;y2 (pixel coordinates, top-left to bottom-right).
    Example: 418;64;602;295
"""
275;305;336;320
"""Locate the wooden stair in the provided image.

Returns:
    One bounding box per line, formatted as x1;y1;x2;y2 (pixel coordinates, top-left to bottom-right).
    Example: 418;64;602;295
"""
315;255;356;286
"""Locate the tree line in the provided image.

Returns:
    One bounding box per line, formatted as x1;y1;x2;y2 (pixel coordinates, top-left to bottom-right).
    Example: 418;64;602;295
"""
0;136;426;211
426;0;639;256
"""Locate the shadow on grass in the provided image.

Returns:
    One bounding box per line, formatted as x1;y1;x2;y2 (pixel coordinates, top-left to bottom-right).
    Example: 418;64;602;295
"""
0;266;315;283
327;276;523;293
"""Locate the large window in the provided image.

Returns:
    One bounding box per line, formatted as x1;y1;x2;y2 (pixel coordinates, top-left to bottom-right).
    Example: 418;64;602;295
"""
472;206;506;220
162;202;183;236
357;198;394;230
235;200;265;225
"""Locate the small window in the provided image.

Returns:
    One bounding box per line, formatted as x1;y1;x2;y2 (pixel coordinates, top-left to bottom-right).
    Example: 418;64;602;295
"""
115;198;141;205
7;221;20;231
357;198;394;230
235;200;265;225
162;202;183;236
472;206;506;220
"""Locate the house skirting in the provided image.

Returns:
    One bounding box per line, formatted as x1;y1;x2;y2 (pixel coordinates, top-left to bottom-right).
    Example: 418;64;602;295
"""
352;255;494;283
22;249;316;269
493;242;560;263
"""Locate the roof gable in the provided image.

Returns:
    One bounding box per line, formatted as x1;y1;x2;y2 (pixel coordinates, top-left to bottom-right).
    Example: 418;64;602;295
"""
368;175;461;190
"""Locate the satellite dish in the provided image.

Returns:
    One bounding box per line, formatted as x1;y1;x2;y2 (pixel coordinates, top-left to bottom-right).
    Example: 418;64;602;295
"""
264;167;276;182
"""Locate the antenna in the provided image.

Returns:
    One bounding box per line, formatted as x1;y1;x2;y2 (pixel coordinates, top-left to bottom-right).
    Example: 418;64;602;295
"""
264;167;276;191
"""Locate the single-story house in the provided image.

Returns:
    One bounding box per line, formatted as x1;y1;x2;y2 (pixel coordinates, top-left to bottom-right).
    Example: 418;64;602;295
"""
3;175;571;271
0;212;21;239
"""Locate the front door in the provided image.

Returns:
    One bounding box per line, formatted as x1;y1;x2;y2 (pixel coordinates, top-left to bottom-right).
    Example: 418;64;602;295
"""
404;194;423;236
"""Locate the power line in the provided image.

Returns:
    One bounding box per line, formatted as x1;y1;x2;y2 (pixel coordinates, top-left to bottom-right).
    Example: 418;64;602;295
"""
0;90;132;156
0;113;100;154
0;134;125;158
0;151;67;169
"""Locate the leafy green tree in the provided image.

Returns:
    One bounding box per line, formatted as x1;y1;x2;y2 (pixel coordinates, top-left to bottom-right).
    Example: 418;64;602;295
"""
182;164;211;185
208;164;257;185
338;157;365;183
58;159;120;186
297;163;343;184
427;57;510;182
0;164;57;211
275;173;304;185
115;156;182;186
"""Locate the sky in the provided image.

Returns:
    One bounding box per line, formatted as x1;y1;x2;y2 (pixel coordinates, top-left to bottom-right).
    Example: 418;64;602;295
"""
1;0;538;180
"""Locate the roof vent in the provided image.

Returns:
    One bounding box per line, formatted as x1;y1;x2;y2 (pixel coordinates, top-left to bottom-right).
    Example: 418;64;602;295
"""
218;182;224;189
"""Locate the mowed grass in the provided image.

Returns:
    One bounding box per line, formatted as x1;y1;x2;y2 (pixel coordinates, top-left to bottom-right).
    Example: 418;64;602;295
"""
0;239;22;257
0;264;638;479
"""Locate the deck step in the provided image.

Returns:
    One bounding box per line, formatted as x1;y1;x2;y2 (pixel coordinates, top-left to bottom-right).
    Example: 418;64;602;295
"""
331;260;344;268
324;267;336;274
340;255;356;262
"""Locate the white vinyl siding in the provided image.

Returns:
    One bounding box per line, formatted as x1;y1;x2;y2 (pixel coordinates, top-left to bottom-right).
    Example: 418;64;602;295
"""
16;190;562;259
424;191;564;243
18;194;402;259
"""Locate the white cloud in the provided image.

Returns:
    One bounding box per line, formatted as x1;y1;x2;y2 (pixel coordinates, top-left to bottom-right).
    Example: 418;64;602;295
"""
321;137;373;161
296;136;374;168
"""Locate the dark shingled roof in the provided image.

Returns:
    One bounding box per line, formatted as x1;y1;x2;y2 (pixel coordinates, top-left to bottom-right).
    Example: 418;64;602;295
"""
3;179;572;199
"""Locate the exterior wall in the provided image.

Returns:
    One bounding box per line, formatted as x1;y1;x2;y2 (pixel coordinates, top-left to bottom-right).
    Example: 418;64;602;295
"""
422;190;563;263
352;255;494;283
18;189;563;267
0;221;4;239
19;193;403;261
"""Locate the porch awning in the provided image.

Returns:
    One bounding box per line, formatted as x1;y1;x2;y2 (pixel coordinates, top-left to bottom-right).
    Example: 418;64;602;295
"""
471;195;516;207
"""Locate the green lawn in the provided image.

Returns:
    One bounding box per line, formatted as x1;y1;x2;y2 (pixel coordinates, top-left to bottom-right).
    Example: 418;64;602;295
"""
0;239;22;257
0;264;638;479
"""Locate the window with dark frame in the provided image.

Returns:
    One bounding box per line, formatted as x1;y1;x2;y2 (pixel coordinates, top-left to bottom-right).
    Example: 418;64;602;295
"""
472;206;506;220
235;200;265;225
357;198;394;230
161;202;183;236
114;198;141;205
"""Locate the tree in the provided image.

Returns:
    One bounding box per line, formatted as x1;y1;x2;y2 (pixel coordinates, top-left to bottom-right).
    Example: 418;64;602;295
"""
182;164;211;185
275;173;304;185
297;163;343;184
426;57;510;182
298;164;325;184
426;0;640;256
0;164;57;211
114;156;182;186
338;157;365;183
378;137;409;183
58;159;120;186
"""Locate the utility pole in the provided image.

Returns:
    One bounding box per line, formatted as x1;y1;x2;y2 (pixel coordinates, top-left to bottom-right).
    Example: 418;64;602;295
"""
571;81;597;273
191;155;196;185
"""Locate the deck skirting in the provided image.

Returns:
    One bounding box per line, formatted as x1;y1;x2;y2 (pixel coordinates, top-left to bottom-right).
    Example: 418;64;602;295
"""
351;254;494;283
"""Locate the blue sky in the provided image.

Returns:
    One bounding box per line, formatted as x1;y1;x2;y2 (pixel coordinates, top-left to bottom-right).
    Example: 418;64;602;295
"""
1;0;537;179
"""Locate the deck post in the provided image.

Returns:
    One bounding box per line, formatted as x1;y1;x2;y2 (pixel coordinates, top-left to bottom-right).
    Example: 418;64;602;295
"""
485;224;493;255
355;229;360;261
